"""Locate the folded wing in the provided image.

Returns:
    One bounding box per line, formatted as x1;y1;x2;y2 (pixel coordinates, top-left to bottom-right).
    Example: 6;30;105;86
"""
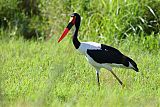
87;44;125;64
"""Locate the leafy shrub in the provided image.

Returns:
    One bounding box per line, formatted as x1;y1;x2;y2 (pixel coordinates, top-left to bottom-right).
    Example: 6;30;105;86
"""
121;0;160;38
0;0;49;39
0;0;159;40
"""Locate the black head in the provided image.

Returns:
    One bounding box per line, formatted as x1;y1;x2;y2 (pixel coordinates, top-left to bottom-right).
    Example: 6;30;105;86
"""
127;57;139;72
58;13;81;43
70;13;81;28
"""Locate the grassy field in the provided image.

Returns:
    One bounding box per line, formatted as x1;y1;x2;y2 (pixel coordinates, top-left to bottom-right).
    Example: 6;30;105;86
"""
0;0;160;107
0;35;160;107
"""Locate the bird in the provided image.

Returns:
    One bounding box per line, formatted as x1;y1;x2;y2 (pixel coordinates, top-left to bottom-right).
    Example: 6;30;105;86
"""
58;13;139;86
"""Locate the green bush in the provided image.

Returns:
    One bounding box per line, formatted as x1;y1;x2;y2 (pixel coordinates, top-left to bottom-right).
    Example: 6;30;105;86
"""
122;0;160;38
0;0;49;39
0;0;159;40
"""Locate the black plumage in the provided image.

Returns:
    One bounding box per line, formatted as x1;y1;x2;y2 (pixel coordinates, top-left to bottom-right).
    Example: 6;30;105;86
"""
87;44;138;72
87;44;127;65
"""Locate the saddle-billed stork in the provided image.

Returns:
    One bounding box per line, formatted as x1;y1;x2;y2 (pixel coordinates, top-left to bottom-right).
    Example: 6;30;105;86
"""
58;13;139;86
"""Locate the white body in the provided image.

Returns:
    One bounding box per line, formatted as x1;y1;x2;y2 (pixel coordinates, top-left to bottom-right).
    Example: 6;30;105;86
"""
78;42;115;71
78;42;101;55
77;42;133;72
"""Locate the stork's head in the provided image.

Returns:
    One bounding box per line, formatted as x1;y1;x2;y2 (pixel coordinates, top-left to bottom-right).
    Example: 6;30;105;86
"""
127;57;139;72
58;13;81;43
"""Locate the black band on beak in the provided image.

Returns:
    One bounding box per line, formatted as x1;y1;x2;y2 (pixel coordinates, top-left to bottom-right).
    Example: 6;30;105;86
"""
67;22;74;30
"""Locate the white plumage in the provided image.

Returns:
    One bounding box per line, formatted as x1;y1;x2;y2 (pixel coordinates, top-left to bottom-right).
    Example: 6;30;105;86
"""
78;42;101;55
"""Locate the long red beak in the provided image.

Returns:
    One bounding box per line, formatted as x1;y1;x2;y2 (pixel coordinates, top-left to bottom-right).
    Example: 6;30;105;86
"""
58;17;76;43
58;28;69;43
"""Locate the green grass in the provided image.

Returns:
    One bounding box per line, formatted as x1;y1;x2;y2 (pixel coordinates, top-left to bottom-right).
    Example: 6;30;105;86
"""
0;35;160;107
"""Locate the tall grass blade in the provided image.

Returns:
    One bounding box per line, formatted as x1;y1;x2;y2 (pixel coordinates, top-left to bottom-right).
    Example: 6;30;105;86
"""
146;5;157;19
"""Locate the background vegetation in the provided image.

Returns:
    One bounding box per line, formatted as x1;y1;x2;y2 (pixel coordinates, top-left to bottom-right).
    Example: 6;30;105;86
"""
0;0;160;107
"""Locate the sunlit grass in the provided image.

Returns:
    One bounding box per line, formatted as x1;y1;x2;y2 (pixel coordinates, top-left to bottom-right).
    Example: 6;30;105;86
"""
0;35;159;107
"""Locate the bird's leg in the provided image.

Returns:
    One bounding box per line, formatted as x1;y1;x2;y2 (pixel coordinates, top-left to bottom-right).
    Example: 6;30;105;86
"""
110;70;123;86
97;72;100;86
96;69;100;87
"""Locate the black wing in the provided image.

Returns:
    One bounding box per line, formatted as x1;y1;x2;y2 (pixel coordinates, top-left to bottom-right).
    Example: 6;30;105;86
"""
87;44;125;64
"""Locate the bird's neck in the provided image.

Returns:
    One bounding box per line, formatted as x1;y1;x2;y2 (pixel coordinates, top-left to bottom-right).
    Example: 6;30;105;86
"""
72;26;80;49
